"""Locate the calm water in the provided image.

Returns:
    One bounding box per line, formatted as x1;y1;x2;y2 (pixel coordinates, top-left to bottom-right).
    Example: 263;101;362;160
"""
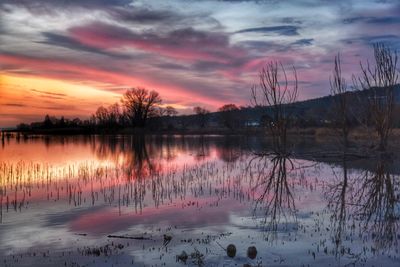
0;135;399;267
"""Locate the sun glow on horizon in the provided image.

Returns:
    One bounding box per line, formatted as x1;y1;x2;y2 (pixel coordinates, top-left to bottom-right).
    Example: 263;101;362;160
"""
0;74;122;126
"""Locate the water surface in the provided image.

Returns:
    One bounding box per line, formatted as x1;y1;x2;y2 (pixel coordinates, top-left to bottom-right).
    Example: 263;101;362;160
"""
0;135;399;266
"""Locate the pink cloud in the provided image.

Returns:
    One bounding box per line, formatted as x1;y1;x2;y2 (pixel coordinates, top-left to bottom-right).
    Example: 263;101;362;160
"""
69;22;247;64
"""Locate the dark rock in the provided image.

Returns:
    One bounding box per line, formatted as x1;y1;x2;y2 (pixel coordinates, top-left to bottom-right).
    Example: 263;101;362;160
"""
247;246;257;259
227;244;236;258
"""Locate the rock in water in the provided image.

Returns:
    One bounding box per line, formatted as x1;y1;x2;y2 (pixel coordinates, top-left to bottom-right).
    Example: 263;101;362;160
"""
227;244;236;258
247;246;257;259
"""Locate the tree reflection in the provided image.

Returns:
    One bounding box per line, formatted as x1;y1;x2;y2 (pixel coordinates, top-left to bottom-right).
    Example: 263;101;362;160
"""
326;155;399;262
353;157;399;250
326;157;353;259
90;135;248;168
251;154;297;238
216;138;242;163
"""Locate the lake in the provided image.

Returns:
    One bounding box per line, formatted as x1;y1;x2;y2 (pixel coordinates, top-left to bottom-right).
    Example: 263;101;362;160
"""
0;135;399;266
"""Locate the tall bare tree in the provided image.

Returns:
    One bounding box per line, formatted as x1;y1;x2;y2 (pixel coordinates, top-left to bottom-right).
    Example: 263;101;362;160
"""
330;54;350;148
251;61;298;155
121;88;162;127
354;43;399;151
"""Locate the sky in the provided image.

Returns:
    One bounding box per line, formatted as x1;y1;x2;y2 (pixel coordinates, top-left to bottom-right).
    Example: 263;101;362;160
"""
0;0;399;127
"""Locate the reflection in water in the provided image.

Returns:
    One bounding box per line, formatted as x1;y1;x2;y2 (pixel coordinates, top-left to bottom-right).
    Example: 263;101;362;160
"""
0;136;400;266
353;157;399;250
326;155;400;263
251;154;297;238
0;136;251;224
326;157;354;260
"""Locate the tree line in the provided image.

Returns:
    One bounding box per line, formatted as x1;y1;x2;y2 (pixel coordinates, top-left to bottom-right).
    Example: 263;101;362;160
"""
16;87;247;132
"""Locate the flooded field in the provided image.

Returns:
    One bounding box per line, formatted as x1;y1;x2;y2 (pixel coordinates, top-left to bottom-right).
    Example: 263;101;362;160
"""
0;135;399;267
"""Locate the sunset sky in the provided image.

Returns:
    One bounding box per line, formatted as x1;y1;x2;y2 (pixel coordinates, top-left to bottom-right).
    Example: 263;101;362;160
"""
1;0;399;127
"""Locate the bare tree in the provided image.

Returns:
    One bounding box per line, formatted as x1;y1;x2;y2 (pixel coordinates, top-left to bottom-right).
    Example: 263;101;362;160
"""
354;43;399;151
95;106;109;126
193;106;210;128
121;88;162;127
330;54;350;148
107;103;121;127
251;61;298;155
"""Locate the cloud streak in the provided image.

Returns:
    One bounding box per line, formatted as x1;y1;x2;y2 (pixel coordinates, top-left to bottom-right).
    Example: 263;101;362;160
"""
235;25;300;36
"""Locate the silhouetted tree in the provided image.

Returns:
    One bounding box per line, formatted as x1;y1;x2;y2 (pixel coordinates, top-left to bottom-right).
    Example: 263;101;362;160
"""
43;114;53;128
354;43;399;151
95;106;109;126
330;53;350;148
193;106;210;128
59;116;66;127
71;118;82;126
121;88;162;127
251;61;298;155
107;103;121;127
218;104;239;129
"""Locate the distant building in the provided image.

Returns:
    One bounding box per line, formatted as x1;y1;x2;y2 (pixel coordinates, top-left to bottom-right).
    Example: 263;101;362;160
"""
244;120;260;127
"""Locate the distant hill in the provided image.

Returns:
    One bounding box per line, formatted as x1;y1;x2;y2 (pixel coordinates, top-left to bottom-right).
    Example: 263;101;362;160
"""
293;84;400;113
179;84;400;129
286;84;400;124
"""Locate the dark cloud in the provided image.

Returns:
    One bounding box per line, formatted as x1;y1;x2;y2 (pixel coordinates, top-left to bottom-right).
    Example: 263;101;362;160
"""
235;25;300;36
238;39;313;53
40;103;78;110
343;34;400;49
343;16;400;24
217;0;278;2
280;17;303;25
31;89;67;98
108;7;182;24
291;38;314;46
0;0;133;20
2;103;27;107
39;32;129;59
1;0;131;10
